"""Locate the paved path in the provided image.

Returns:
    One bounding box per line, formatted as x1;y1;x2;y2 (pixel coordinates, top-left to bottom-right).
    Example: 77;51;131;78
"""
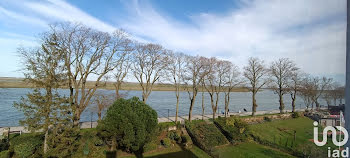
0;108;308;136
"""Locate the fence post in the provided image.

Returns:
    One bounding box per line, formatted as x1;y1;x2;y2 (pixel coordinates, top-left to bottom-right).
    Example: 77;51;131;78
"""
168;109;169;121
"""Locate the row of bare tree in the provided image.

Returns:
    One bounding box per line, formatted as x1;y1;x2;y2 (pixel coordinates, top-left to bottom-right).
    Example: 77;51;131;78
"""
19;23;344;126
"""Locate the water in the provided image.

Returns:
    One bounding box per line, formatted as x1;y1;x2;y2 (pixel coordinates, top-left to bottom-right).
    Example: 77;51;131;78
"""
0;88;327;127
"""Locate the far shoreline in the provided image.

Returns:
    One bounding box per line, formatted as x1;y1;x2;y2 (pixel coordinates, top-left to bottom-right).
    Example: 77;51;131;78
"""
0;77;250;92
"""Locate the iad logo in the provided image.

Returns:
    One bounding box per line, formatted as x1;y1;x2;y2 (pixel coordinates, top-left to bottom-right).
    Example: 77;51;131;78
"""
313;121;349;157
313;121;348;147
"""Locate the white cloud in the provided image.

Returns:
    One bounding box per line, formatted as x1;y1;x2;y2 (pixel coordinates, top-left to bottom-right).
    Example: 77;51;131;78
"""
0;6;47;27
23;0;116;32
118;0;346;80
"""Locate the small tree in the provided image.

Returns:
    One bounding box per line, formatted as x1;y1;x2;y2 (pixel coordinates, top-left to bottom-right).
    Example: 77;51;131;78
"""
165;51;185;123
97;97;158;158
223;62;241;117
91;92;116;121
289;71;303;112
14;35;73;155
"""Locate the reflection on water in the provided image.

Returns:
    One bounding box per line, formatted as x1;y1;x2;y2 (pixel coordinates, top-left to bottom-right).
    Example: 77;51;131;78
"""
0;88;327;126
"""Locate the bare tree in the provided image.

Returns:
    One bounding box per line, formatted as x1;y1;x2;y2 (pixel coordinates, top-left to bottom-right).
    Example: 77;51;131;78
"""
299;76;332;110
132;43;166;103
165;51;185;123
311;77;332;110
223;62;241;117
51;23;126;126
91;92;116;121
111;31;133;99
324;82;345;106
203;58;231;119
299;76;315;110
243;57;269;116
289;71;303;112
183;55;209;121
269;58;299;113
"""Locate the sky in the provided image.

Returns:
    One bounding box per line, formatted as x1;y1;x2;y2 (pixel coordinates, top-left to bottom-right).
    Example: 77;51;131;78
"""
0;0;347;83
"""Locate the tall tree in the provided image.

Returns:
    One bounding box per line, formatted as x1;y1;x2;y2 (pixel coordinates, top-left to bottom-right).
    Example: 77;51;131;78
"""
50;23;126;126
183;55;209;121
223;62;241;117
165;51;185;123
243;57;269;116
132;43;166;103
111;31;133;99
203;58;231;119
14;35;71;154
269;58;299;113
289;71;303;112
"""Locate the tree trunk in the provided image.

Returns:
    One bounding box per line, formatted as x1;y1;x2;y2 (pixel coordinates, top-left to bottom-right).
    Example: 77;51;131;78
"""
175;96;179;123
201;92;204;120
142;94;148;103
73;111;81;127
98;111;102;121
291;97;296;112
279;94;284;114
189;97;196;122
111;137;117;151
252;92;257;116
115;81;122;99
43;129;48;154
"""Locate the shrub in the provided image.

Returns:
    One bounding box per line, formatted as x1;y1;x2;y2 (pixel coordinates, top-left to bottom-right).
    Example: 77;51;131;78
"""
214;117;250;144
292;112;300;118
185;121;228;152
0;139;9;152
161;138;172;148
97;97;158;155
167;131;180;142
0;150;9;158
143;142;158;152
9;133;43;157
264;116;272;122
181;135;192;146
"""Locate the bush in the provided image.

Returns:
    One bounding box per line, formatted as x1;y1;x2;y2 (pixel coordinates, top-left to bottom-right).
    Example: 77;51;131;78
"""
186;121;228;152
292;112;300;118
9;133;43;157
0;139;9;152
214;117;250;144
264;116;272;122
167;131;181;142
181;135;192;146
97;97;158;154
161;138;172;148
143;142;158;152
0;150;9;158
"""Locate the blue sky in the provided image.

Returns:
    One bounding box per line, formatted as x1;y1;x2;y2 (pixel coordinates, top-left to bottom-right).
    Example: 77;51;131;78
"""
0;0;347;83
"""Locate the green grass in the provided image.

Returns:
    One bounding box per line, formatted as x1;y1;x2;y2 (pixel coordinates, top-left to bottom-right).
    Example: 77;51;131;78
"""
249;117;313;147
121;145;211;158
212;142;295;158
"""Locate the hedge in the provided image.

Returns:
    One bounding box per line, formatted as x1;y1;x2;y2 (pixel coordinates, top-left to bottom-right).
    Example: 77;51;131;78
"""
185;121;228;153
214;117;250;144
9;133;43;157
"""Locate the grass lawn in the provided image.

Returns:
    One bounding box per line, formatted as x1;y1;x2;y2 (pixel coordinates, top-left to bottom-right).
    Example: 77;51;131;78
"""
122;145;211;158
249;116;338;157
212;142;295;158
249;117;314;147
